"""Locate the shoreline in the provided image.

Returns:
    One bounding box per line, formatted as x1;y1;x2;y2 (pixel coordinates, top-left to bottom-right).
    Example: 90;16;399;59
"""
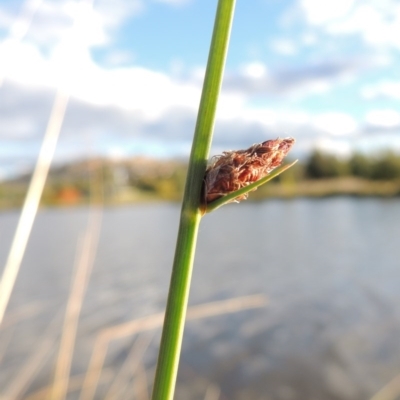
1;178;399;210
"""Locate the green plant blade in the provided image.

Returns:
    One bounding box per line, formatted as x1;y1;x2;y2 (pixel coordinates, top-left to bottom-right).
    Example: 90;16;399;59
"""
151;1;236;399
205;160;298;213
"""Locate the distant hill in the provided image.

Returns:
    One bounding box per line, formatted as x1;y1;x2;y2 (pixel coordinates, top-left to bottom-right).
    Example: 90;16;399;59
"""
0;156;188;209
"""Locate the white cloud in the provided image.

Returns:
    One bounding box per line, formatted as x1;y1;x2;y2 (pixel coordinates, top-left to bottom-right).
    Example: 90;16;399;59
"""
224;58;366;100
240;62;268;79
153;0;191;5
237;108;311;128
361;80;400;100
1;0;42;42
0;0;143;50
300;0;400;49
104;49;135;66
0;20;201;123
365;110;400;128
270;38;297;56
314;137;352;156
300;0;355;25
313;112;357;136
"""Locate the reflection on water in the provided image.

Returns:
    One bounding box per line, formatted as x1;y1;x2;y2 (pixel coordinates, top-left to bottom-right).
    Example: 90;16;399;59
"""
1;198;400;399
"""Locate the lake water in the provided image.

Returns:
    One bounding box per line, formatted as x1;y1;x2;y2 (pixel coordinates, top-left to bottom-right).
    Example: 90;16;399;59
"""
1;198;400;400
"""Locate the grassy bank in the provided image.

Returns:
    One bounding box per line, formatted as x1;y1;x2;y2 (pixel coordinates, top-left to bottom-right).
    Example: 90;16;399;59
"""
254;177;400;199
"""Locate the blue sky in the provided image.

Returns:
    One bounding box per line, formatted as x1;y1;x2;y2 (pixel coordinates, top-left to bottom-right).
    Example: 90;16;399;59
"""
0;0;399;179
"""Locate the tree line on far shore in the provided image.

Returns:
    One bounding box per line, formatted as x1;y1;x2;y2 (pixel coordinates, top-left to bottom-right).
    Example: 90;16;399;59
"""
1;149;400;208
303;150;400;180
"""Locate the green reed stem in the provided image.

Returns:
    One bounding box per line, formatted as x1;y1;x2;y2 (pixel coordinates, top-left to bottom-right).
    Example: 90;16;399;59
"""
151;1;236;399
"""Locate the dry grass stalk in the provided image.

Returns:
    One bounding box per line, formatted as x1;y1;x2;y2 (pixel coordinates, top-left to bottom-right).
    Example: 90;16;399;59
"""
204;384;221;400
104;333;153;400
0;301;43;331
1;310;62;400
134;363;150;400
204;137;295;204
0;327;15;365
51;208;102;400
0;92;69;325
23;369;114;400
80;294;267;400
370;372;400;400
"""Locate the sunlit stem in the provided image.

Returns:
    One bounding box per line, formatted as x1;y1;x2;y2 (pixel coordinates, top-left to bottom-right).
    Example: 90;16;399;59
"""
151;1;236;399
